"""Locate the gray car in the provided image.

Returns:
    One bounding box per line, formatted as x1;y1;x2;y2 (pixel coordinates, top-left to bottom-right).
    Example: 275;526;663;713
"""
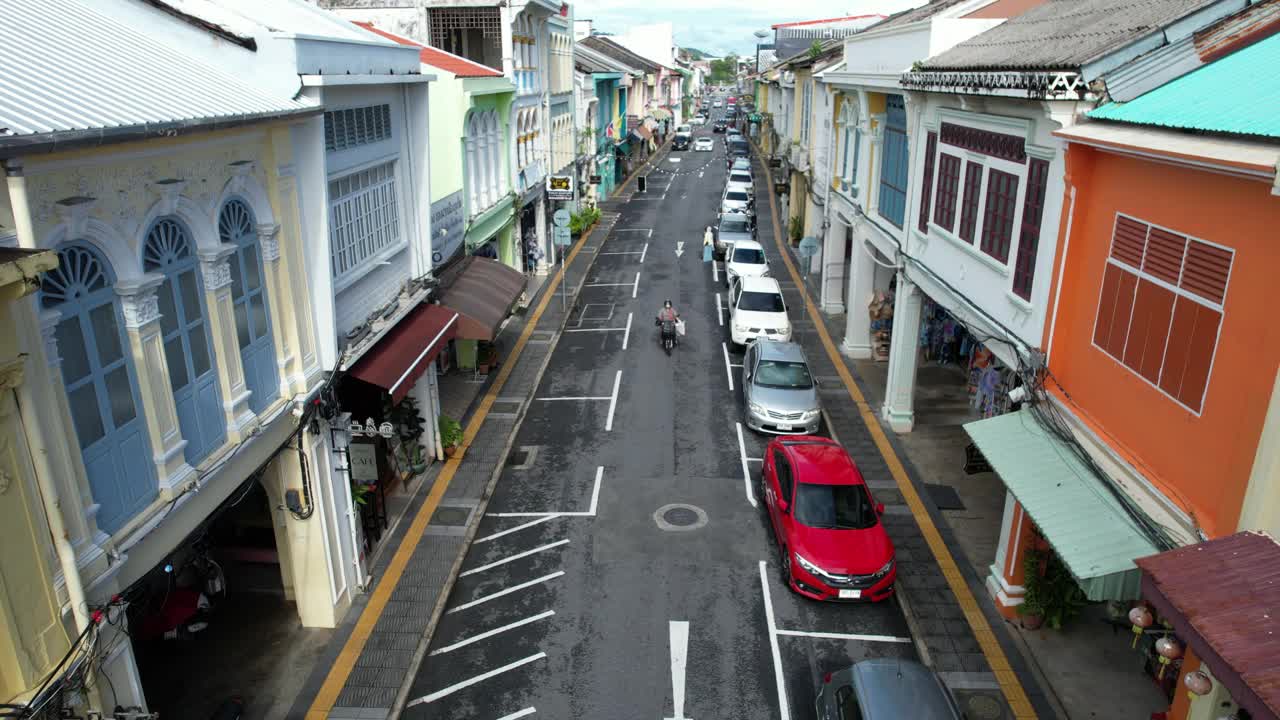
743;340;821;435
715;212;755;258
721;186;754;216
815;659;962;720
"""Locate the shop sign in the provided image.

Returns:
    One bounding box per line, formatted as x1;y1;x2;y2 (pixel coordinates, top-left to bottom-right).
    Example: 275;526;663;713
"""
349;442;379;483
590;174;603;185
546;174;574;201
430;191;465;266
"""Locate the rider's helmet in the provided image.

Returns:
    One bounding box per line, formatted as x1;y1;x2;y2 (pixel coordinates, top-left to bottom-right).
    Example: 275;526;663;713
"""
664;299;673;308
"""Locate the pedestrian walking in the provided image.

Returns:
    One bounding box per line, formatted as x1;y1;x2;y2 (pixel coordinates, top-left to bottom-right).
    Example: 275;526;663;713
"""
702;226;714;262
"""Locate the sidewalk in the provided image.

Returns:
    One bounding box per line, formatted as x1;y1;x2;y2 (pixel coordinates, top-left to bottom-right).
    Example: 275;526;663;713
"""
764;161;1168;718
285;145;670;718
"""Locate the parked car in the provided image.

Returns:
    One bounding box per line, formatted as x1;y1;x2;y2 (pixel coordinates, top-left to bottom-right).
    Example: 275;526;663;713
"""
673;134;690;150
731;157;752;176
721;186;753;216
694;137;714;152
727;169;754;195
713;100;723;108
728;275;790;346
714;212;754;259
724;238;769;286
762;435;896;602
713;121;728;133
743;341;820;435
691;115;707;126
815;659;961;720
728;137;750;158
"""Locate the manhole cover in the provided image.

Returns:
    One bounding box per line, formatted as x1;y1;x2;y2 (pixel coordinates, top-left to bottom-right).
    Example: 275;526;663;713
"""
958;692;1006;720
653;503;708;532
432;507;470;527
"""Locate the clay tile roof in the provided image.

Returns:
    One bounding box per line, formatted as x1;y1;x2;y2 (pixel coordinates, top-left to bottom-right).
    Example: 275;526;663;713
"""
353;22;502;78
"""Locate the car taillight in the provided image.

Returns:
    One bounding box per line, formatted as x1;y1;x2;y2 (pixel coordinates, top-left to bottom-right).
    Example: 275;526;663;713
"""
823;672;833;684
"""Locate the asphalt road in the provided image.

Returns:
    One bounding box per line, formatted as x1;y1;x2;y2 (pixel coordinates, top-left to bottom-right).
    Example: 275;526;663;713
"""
402;110;917;720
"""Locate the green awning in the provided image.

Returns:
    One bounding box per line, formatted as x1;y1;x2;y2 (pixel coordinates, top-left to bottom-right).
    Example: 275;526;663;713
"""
964;410;1159;601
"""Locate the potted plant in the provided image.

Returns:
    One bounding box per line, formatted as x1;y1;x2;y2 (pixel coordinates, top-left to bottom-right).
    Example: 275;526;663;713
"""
1020;547;1087;630
438;415;463;457
788;216;804;247
350;481;374;508
409;443;429;475
1017;596;1045;630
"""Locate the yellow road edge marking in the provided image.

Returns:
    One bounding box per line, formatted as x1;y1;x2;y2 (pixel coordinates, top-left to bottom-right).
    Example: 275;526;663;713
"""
305;149;658;720
756;146;1038;719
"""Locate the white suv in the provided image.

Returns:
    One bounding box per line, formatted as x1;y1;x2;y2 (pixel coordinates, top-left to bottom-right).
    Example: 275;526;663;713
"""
724;238;769;287
728;276;791;347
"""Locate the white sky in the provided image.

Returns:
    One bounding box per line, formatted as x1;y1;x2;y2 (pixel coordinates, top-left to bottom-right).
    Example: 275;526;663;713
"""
574;0;921;56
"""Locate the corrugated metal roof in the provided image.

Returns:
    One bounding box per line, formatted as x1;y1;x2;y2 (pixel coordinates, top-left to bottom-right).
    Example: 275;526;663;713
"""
0;0;311;142
1136;532;1280;720
1089;33;1280;137
964;410;1160;601
871;0;974;31
920;0;1219;71
582;36;663;72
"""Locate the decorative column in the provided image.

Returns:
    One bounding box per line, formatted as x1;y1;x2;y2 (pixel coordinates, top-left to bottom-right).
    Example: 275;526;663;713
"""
535;195;549;275
841;224;875;359
117;275;197;496
257;222;297;402
866;113;885;218
820;219;846;315
198;244;255;440
271;172;319;392
986;491;1037;619
881;272;921;433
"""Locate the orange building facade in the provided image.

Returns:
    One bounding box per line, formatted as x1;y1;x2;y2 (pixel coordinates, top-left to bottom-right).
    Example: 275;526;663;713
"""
1045;140;1280;540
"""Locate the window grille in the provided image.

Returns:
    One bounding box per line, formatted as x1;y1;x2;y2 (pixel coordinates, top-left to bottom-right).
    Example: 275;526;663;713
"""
328;162;401;282
324;105;392;152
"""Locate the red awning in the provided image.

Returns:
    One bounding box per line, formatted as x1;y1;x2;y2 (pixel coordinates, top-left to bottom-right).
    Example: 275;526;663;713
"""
1136;531;1280;720
436;256;527;342
347;303;457;402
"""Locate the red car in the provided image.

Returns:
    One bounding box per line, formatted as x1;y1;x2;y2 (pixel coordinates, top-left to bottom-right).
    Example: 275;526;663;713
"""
761;436;896;602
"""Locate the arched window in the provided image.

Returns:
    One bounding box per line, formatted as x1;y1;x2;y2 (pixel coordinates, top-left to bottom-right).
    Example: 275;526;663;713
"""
219;199;278;414
839;96;861;189
465;112;481;210
144;217;225;464
41;243;155;533
486;112;503;196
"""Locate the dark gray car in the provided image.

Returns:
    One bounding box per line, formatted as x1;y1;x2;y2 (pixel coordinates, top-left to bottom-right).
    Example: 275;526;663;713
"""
715;212;755;258
815;659;963;720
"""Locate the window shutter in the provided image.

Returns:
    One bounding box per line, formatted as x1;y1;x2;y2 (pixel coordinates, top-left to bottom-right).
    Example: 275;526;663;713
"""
1159;297;1221;412
918;132;937;233
1180;240;1232;304
1122;279;1176;384
933;153;961;232
1142;228;1186;285
1111;216;1148;267
979;169;1019;263
958;163;983;243
1012;158;1049;300
1094;263;1138;358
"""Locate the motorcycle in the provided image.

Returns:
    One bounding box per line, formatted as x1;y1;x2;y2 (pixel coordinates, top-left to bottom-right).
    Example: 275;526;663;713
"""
657;318;677;355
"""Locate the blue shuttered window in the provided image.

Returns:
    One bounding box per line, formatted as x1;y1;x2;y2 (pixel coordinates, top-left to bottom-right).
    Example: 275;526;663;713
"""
878;95;909;228
219;199;279;414
42;244;156;533
144;218;226;465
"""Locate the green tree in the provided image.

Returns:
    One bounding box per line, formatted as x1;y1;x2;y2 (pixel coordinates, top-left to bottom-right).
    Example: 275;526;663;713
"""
709;54;739;85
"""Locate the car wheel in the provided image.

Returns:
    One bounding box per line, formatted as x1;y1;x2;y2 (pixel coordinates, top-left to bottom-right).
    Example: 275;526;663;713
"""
780;547;793;586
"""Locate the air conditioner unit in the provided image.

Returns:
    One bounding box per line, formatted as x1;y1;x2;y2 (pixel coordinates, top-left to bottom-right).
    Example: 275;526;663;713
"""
789;144;809;172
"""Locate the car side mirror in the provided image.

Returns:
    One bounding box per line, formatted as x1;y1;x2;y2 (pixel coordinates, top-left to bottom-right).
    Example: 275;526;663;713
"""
779;499;790;515
876;502;885;515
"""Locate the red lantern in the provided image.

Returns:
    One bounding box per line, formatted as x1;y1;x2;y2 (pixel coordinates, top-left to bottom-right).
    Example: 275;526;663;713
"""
1155;637;1183;679
1184;670;1213;696
1129;606;1153;648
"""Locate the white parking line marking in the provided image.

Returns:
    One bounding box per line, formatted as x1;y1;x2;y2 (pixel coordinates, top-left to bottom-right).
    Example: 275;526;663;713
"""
715;293;724;326
758;561;791;720
490;466;604;518
564;327;629;333
730;363;743;368
431;611;556;655
584;282;635;287
615;228;652;231
597;251;644;256
447;572;565;614
622;312;633;350
712;260;719;283
632;271;641;299
640;243;649;263
474;515;558;543
774;629;913;644
606;370;622;431
536;395;612;401
746;457;763;463
406;653;547;707
460;540;570;577
648;229;653;239
737;423;757;507
722;342;735;392
496;709;537;720
665;621;691;720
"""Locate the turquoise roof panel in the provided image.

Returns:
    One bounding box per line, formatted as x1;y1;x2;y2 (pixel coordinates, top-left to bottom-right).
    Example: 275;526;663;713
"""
964;410;1159;601
1089;34;1280;138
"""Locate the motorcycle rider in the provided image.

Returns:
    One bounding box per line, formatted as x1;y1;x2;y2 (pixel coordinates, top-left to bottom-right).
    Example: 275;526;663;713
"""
656;299;680;347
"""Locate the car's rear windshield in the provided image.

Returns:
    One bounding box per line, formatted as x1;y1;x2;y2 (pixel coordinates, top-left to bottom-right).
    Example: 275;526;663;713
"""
755;360;812;389
726;190;750;202
738;291;784;313
732;247;765;264
731;173;752;184
794;483;877;530
721;218;749;233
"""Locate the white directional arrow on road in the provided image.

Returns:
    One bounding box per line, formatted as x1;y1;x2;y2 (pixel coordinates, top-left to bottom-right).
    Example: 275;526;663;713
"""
675;241;685;257
665;620;691;720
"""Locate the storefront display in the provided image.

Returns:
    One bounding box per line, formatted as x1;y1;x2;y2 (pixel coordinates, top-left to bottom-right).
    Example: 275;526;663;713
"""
919;298;1017;418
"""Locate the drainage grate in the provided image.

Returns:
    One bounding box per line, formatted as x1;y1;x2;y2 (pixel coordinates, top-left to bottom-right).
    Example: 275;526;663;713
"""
506;445;539;470
490;399;522;419
952;690;1010;719
431;506;471;527
925;483;966;511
